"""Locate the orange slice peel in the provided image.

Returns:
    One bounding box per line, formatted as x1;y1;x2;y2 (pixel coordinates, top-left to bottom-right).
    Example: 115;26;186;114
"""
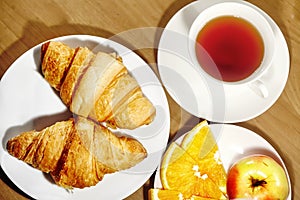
152;120;228;199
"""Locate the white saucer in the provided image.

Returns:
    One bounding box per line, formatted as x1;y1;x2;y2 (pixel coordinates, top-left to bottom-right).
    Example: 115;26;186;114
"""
153;124;292;199
157;0;290;123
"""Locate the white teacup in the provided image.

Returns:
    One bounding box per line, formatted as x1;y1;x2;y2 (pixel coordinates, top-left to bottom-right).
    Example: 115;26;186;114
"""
188;2;275;98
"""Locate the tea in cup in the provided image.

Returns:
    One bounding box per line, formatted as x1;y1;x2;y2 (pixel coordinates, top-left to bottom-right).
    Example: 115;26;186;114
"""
188;2;275;97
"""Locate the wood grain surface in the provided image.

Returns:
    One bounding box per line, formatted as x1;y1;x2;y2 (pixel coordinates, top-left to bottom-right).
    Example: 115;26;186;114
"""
0;0;299;199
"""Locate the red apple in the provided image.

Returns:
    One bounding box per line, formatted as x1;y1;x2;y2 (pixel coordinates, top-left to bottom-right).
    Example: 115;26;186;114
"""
227;154;289;200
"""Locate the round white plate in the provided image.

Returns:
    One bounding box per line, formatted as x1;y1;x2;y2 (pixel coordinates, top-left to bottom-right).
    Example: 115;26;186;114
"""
154;124;292;199
157;0;290;123
0;35;170;200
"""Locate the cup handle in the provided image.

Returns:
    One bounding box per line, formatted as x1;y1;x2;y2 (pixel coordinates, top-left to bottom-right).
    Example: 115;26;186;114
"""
249;80;268;98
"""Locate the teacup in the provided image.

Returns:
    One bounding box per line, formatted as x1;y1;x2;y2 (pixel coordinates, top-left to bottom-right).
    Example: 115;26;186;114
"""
188;2;275;98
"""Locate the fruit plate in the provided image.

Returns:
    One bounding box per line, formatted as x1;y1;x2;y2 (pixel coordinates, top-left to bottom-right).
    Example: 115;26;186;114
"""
154;123;292;199
0;35;170;200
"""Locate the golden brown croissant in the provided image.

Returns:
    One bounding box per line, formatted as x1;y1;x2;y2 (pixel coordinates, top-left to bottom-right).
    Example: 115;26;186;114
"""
41;41;156;129
6;117;147;189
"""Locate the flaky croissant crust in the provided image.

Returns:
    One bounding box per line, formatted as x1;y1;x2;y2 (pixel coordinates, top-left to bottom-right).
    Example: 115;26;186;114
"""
41;41;156;130
6;117;147;189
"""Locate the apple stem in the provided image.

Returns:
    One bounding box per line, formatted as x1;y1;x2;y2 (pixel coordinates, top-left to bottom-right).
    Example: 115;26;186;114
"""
250;177;267;187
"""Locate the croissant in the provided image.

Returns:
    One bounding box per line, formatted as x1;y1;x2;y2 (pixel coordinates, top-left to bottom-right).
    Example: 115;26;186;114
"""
41;41;156;129
6;117;147;189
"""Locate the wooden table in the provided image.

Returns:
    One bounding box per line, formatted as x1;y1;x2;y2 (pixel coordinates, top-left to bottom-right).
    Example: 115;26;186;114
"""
0;0;299;199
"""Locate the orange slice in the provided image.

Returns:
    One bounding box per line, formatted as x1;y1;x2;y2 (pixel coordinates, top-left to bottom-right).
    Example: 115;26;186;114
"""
190;196;219;200
181;121;214;159
181;121;227;195
148;188;219;200
148;188;184;200
160;142;225;199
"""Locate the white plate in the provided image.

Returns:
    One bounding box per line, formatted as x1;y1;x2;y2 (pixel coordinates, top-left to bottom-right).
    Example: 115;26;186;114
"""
0;35;170;200
154;124;292;199
157;0;290;123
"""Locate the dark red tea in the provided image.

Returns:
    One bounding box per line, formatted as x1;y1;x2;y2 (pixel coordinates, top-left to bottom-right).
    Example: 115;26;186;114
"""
195;16;264;82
